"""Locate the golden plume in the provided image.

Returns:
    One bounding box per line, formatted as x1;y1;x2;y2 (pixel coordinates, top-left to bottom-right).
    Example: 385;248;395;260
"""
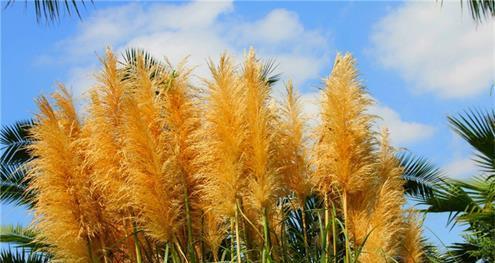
122;56;182;242
158;58;204;258
277;81;312;205
202;209;228;261
400;211;424;263
241;48;281;212
199;54;248;261
352;130;406;262
85;50;130;215
28;86;112;262
200;54;246;219
313;53;376;260
313;53;375;197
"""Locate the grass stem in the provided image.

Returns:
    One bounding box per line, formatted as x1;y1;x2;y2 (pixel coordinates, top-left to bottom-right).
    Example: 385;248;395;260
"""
132;222;143;263
235;200;242;263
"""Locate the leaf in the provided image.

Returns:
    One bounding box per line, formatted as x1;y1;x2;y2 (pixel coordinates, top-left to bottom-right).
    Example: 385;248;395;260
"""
0;224;48;251
398;152;444;200
5;0;93;24
448;109;495;177
0;163;34;208
0;248;49;263
260;58;281;87
465;0;495;23
0;120;34;165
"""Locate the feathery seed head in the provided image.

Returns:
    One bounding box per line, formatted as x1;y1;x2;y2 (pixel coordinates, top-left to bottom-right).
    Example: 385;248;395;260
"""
313;53;375;196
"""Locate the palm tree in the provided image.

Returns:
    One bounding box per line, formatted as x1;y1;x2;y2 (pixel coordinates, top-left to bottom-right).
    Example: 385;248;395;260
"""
0;120;35;208
421;109;495;262
3;0;93;23
463;0;495;23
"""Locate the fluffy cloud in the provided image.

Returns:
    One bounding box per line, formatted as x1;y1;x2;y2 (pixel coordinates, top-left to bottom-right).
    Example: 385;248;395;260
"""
296;91;435;146
443;158;478;179
371;1;494;99
369;104;435;145
53;1;434;146
55;1;330;95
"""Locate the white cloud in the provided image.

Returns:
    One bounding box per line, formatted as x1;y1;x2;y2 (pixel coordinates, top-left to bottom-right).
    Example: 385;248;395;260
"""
238;9;304;43
371;1;494;99
65;65;99;99
443;158;477;179
296;90;435;146
54;1;331;94
369;104;435;145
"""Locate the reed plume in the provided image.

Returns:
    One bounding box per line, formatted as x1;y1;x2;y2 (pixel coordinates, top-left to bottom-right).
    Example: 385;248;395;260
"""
85;50;130;215
276;81;312;256
202;209;228;261
241;48;281;212
313;53;375;197
313;53;375;260
159;59;204;261
240;48;282;262
200;54;247;262
351;130;406;262
122;56;182;243
23;50;427;263
201;54;246;218
400;211;424;263
277;81;312;205
28;86;112;262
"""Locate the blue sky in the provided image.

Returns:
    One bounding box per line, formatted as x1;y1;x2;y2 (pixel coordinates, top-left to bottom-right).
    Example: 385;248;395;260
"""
1;0;494;249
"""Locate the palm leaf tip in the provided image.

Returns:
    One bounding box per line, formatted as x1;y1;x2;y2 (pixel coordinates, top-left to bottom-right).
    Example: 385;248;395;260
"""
0;120;34;165
398;152;444;200
447;109;495;176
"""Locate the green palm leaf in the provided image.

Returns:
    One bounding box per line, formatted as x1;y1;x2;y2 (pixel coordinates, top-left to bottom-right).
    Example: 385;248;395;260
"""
463;0;495;23
0;163;34;207
0;249;49;263
398;152;444;200
260;58;281;87
0;225;43;250
0;120;33;166
4;0;93;23
448;109;495;177
0;121;34;207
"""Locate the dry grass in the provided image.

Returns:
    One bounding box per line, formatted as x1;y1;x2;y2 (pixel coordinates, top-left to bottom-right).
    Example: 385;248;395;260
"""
27;50;425;263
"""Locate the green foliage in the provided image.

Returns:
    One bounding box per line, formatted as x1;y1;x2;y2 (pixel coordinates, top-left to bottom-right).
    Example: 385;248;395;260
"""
463;0;495;23
0;224;48;251
0;120;35;207
4;0;93;23
448;109;495;178
398;152;445;200
0;248;49;263
421;108;495;262
0;120;33;166
0;224;51;262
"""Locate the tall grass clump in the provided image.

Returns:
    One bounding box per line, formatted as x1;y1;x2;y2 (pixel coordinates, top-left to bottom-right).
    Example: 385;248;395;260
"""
25;49;426;263
28;86;116;262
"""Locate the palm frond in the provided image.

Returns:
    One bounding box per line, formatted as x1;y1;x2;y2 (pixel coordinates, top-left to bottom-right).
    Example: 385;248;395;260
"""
446;242;482;263
0;225;48;252
423;182;479;224
420;238;449;263
0;120;34;165
5;0;92;23
464;0;495;23
260;58;281;87
0;248;49;263
422;176;495;226
0;163;34;207
448;109;495;177
120;48;167;80
121;48;161;70
398;152;444;200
